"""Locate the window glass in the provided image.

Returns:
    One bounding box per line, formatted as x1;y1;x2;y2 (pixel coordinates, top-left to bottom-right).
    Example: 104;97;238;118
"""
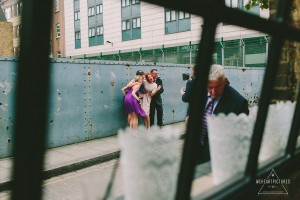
57;51;61;58
96;5;103;14
55;0;60;12
137;17;141;27
132;18;137;28
122;0;125;7
122;21;126;30
179;11;184;19
96;26;103;35
5;7;11;20
89;28;95;37
171;10;176;21
126;0;130;6
75;31;81;39
126;20;131;29
166;11;170;22
185;12;190;18
100;4;103;13
74;11;80;20
88;7;95;16
56;24;60;38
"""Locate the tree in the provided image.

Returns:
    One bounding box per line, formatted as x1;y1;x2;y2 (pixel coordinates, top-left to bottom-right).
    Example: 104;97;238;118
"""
245;0;269;10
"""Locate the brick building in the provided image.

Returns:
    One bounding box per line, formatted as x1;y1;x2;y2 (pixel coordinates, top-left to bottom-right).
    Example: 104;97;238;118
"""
0;5;13;56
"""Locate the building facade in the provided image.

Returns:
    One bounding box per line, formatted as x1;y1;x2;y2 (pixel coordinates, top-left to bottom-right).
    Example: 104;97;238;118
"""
0;0;22;56
51;0;66;58
0;0;66;58
0;7;13;56
64;0;269;67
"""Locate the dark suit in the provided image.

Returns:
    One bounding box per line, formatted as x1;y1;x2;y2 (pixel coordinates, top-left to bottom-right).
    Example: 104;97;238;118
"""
150;77;164;126
198;84;249;164
182;79;194;116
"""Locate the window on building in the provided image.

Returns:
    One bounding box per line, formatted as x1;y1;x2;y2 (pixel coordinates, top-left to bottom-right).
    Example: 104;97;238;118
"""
57;51;61;58
88;7;95;16
5;7;11;20
179;11;190;20
56;24;60;38
166;10;176;22
96;26;104;35
165;8;191;34
11;4;16;17
74;11;80;20
75;31;81;40
88;28;96;37
122;20;131;31
55;0;60;12
132;17;141;28
16;25;21;37
122;0;130;7
132;0;140;5
96;4;103;14
13;47;20;57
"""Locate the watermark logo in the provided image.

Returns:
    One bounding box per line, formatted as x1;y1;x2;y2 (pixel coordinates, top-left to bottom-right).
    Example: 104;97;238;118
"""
256;169;290;196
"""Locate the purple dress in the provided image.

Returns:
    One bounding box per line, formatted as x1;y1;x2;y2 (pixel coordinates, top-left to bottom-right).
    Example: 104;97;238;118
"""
124;88;147;117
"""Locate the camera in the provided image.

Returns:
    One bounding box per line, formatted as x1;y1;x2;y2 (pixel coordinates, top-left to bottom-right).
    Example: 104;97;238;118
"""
182;73;190;81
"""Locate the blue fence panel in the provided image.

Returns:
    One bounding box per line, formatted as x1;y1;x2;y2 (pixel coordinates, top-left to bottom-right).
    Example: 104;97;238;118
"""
0;57;265;158
0;57;16;158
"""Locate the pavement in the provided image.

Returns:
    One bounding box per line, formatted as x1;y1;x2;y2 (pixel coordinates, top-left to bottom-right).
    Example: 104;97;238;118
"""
0;122;187;192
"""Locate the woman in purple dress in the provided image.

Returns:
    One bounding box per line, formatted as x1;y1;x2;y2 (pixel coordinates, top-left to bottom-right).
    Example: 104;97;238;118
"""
122;75;147;130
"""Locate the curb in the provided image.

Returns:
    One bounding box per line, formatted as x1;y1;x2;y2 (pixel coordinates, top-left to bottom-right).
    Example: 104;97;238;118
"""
0;151;120;192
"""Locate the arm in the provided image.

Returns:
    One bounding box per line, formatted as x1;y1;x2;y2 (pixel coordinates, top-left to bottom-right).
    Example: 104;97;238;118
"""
181;80;193;102
155;78;164;95
131;84;141;101
150;85;161;97
121;79;139;96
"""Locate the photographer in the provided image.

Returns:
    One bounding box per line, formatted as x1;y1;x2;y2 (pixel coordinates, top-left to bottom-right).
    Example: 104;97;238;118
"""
180;65;196;124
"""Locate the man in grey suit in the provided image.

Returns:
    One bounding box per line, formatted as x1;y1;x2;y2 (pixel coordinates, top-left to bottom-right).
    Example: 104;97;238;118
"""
198;64;249;164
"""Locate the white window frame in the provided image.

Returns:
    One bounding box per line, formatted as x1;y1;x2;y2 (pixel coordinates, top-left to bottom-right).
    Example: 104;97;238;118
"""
74;11;80;20
88;7;95;16
56;24;60;38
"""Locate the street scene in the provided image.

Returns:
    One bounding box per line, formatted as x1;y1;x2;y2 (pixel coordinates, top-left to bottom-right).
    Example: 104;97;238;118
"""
0;0;300;199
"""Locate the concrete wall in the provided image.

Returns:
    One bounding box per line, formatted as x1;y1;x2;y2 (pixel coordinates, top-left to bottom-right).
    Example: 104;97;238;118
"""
0;57;264;158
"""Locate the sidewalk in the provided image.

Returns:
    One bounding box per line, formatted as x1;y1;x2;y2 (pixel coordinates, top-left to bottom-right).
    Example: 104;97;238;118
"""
0;122;186;192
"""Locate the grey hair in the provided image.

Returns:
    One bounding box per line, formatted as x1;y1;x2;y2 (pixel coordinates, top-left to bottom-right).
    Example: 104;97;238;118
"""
208;64;226;81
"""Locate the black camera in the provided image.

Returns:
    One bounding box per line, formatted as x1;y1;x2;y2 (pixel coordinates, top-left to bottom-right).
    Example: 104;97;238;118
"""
182;73;190;81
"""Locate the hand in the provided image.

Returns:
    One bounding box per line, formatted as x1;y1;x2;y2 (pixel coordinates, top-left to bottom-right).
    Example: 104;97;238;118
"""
157;85;162;91
180;87;185;95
